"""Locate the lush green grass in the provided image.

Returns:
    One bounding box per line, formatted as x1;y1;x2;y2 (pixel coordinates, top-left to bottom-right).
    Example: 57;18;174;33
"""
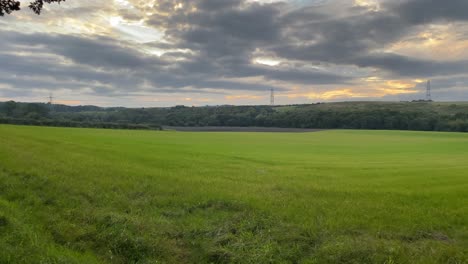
0;125;467;263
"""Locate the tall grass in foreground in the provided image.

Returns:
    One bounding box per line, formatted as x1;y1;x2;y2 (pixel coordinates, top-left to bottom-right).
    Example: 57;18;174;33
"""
0;125;467;263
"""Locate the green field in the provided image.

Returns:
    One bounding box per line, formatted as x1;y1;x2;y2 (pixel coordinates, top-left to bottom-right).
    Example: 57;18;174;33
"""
0;125;467;263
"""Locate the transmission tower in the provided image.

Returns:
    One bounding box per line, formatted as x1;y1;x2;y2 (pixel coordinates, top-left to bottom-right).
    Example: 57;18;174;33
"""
46;93;55;112
270;88;275;106
426;80;432;101
47;93;54;105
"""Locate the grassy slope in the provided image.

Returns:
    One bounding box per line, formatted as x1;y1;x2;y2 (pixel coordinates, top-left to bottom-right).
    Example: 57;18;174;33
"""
0;125;467;263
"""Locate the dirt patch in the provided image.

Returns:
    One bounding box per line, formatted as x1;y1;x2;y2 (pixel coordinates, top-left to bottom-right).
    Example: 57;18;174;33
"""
163;126;324;133
0;216;8;228
398;231;452;243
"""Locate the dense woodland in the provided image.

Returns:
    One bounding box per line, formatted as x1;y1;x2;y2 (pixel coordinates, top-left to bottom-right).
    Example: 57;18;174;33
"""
1;100;468;132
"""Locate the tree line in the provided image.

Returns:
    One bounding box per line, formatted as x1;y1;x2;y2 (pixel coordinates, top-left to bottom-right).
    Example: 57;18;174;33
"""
1;100;468;132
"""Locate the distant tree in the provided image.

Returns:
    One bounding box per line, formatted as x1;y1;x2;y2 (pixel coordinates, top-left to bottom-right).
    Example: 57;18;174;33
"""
2;101;16;116
0;0;65;16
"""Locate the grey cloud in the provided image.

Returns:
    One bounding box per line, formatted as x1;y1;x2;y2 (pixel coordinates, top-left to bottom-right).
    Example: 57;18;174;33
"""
387;0;468;25
0;30;289;96
170;1;282;60
199;80;286;91
273;11;408;63
429;76;468;91
196;0;243;11
0;52;143;89
9;33;167;69
354;53;468;78
263;68;349;84
147;0;351;85
270;0;468;78
3;0;468;104
152;0;468;82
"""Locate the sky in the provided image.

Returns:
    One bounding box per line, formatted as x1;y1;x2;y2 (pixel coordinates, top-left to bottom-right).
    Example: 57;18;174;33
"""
1;0;468;107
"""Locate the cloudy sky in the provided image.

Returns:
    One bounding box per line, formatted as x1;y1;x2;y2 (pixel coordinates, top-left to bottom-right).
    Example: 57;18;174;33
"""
1;0;468;107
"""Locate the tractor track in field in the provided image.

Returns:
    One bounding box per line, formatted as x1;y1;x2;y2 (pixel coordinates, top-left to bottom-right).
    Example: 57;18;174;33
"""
162;126;325;132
